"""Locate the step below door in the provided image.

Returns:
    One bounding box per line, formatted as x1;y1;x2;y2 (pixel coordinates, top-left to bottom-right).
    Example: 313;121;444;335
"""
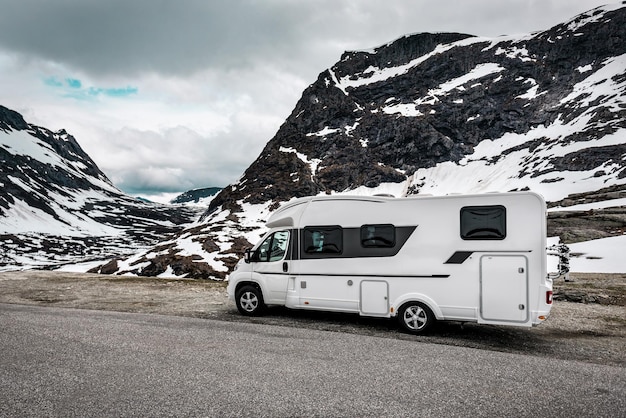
480;255;529;323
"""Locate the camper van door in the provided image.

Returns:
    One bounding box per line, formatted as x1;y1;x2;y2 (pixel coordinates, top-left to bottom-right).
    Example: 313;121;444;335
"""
480;254;530;323
297;225;359;311
251;230;291;304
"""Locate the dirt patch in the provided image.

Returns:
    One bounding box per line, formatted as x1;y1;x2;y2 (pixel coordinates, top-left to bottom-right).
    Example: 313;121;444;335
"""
0;271;227;317
553;272;626;305
0;270;624;367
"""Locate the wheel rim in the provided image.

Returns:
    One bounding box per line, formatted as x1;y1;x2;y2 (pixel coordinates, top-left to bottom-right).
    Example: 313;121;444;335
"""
403;305;427;330
239;291;259;312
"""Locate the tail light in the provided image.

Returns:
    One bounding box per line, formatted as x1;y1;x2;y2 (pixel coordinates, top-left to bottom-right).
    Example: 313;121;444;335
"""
546;291;553;305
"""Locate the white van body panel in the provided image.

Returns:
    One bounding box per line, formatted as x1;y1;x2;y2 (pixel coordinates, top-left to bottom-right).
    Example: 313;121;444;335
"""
227;192;553;328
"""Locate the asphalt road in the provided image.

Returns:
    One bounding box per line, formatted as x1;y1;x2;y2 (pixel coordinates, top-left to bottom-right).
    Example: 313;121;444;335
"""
1;303;624;417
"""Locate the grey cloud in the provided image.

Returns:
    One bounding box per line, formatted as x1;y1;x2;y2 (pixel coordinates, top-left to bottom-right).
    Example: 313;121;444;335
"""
95;124;263;195
0;0;609;79
0;0;287;75
0;0;320;77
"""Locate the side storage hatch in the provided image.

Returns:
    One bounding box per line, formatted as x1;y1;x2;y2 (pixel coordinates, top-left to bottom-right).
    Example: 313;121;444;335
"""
360;280;389;316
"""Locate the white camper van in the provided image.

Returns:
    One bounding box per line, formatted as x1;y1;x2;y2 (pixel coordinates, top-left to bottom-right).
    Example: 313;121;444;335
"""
226;192;553;333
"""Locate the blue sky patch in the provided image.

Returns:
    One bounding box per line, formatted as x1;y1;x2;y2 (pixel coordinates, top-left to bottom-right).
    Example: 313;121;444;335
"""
43;77;63;87
89;86;138;97
66;78;82;89
43;76;138;99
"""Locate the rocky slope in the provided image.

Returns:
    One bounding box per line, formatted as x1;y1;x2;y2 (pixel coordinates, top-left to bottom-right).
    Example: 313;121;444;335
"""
0;105;202;270
207;4;625;214
101;3;626;280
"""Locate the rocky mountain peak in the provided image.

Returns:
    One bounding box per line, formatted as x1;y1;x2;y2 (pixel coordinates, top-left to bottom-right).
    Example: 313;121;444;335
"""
207;4;625;220
336;32;474;77
0;106;201;270
0;105;29;131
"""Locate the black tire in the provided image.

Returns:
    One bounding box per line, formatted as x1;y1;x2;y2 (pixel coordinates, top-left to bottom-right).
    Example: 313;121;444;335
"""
235;285;266;316
398;302;435;334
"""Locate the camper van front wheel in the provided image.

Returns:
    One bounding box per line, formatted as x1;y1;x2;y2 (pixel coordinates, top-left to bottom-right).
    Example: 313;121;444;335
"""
398;302;435;334
236;285;265;316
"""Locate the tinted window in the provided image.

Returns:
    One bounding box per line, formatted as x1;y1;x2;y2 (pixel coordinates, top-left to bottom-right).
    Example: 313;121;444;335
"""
361;224;395;248
269;230;290;261
253;230;290;262
303;226;343;254
460;206;506;240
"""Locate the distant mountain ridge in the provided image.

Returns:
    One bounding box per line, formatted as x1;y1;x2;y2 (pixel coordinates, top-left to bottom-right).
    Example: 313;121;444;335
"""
0;105;202;270
170;187;221;204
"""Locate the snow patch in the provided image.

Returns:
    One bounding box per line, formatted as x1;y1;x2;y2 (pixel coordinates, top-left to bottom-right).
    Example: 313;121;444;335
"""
279;146;322;178
568;235;626;273
338;182;406;198
564;4;621;32
495;45;534;62
306;127;340;137
157;265;187;278
408;119;626;202
337;37;490;90
382;102;424;117
560;54;626;112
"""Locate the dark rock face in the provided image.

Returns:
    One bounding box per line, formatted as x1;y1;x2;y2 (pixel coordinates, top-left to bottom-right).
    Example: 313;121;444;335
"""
0;105;112;218
550;144;626;173
0;106;28;131
207;5;626;216
547;184;626;244
170;187;222;204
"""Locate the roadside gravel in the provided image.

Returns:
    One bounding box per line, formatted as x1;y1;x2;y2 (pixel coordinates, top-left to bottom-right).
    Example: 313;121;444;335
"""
0;270;624;367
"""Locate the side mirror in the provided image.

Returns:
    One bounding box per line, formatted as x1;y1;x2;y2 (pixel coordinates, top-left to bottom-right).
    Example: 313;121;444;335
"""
243;249;252;264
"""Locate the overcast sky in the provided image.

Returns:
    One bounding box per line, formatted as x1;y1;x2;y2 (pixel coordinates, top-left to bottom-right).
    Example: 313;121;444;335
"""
0;0;612;202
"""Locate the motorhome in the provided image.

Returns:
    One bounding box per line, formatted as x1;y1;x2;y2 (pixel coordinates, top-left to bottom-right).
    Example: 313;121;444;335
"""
226;192;553;333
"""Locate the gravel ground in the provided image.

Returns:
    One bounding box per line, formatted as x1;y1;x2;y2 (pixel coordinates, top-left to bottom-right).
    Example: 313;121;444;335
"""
0;270;624;367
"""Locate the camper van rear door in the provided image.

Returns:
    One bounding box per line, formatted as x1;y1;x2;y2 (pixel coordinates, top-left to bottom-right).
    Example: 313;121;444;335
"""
480;255;529;323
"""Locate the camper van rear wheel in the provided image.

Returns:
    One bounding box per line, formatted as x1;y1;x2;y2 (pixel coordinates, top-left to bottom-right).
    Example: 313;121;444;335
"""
236;285;265;316
398;302;434;334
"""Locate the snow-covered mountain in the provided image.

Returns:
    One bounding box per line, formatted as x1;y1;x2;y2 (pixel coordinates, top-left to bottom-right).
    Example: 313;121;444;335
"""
0;105;202;270
97;3;625;279
3;4;625;277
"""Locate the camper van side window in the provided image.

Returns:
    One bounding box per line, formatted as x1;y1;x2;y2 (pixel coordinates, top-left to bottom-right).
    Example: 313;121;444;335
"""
252;230;290;262
303;226;343;254
360;224;395;248
460;205;506;240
